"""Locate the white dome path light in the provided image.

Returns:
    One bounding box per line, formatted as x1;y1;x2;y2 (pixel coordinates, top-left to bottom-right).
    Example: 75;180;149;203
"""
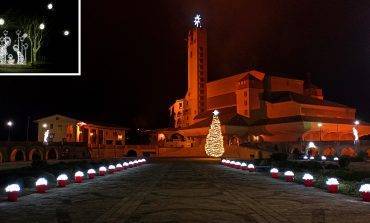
5;184;20;202
270;168;279;179
128;161;134;168
108;165;116;174
326;178;339;193
284;171;295;182
241;162;248;171
359;184;370;202
0;18;5;26
248;164;255;172
57;174;68;187
229;161;236;168
133;160;139;167
99;166;107;176
87;169;96;179
116;163;123;171
35;178;48;193
302;174;314;187
74;171;84;183
234;161;241;169
122;162;129;170
224;160;230;167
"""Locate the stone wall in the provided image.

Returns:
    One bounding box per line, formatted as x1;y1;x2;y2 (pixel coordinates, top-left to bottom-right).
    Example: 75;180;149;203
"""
0;142;90;163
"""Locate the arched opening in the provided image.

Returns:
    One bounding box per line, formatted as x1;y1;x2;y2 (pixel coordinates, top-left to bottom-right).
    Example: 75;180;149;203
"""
323;147;336;157
0;152;3;163
10;149;26;162
308;147;319;157
29;148;43;161
170;133;185;141
46;148;58;160
126;150;137;157
229;136;240;146
341;147;356;157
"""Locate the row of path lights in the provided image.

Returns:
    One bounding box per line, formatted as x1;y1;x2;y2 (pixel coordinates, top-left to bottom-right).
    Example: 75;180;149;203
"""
303;155;339;161
221;160;370;202
221;159;255;172
268;167;370;202
4;159;147;202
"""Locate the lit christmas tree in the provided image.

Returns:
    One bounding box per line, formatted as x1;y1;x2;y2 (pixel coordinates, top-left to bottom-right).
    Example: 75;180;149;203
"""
205;110;225;157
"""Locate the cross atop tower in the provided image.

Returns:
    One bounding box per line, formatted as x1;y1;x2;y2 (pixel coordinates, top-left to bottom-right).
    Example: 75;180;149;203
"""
194;14;202;28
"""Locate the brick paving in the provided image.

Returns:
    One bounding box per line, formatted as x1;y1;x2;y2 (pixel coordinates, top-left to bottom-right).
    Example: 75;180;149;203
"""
0;159;369;223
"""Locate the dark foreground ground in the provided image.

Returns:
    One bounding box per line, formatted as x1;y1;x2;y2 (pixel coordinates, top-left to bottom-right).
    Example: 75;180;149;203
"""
0;158;369;223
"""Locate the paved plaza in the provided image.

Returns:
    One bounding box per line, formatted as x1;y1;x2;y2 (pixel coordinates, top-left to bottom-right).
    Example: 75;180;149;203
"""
0;159;369;223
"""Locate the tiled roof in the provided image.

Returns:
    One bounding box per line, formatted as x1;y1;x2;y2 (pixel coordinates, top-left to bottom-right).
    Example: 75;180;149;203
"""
182;107;365;130
263;91;351;108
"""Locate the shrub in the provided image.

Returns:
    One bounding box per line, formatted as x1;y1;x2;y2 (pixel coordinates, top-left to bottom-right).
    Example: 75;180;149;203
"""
351;151;367;162
324;163;339;170
22;176;37;188
271;153;288;162
31;160;48;169
338;157;351;169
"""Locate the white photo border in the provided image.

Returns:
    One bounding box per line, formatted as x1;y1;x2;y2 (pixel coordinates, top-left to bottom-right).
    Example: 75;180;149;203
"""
0;0;81;76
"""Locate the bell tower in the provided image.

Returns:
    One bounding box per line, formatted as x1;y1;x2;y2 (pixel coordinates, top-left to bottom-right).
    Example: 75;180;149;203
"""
185;15;208;125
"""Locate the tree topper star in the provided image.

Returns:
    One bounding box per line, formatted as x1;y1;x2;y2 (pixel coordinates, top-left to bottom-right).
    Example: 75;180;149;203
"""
194;14;202;28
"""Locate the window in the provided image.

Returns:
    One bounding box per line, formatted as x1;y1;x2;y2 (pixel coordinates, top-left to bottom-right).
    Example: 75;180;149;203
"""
179;103;182;108
106;140;113;145
115;140;123;145
199;47;203;52
244;91;247;97
50;124;54;129
244;100;248;105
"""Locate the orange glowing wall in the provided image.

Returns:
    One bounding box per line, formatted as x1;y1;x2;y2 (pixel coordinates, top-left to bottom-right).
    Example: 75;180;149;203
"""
185;27;207;125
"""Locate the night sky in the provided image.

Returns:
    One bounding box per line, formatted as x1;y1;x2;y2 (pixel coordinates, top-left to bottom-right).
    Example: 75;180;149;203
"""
0;0;369;141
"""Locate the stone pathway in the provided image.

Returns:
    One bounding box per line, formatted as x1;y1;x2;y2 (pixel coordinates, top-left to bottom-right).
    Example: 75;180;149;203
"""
0;159;369;223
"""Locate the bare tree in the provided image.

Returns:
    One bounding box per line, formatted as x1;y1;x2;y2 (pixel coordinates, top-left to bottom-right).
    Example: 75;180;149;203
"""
21;17;46;64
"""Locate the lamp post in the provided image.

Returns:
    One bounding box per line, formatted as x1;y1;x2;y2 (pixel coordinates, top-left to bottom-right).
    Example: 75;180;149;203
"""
7;121;13;142
317;123;323;141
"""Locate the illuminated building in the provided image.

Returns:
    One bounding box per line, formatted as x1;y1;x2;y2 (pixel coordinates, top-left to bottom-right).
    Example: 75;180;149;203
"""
163;15;370;159
34;114;128;159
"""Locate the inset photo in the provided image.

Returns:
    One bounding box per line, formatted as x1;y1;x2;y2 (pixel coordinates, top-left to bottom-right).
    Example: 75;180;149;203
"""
0;0;80;76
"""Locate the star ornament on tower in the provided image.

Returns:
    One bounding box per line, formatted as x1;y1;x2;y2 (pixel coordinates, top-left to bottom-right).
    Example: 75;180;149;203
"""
213;110;219;116
194;14;202;28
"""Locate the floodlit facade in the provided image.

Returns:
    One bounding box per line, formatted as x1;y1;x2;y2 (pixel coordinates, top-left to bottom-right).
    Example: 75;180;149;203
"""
164;19;370;159
34;115;128;159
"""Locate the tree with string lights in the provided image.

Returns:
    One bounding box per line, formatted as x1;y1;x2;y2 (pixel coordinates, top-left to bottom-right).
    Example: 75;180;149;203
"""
205;110;225;158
